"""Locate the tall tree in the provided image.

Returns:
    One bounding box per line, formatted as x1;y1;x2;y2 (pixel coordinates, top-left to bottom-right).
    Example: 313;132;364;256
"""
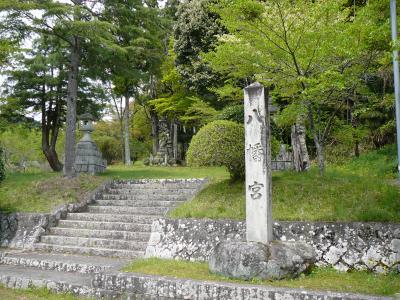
174;0;225;100
205;0;388;174
1;36;107;171
101;0;164;165
0;0;121;176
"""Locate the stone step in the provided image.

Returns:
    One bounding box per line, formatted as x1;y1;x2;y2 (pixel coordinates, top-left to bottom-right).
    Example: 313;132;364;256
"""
94;199;183;207
0;264;94;292
40;235;148;251
0;251;128;274
49;227;151;241
111;181;204;190
34;243;144;259
58;220;151;232
66;213;157;223
105;188;197;195
97;193;189;201
87;205;168;215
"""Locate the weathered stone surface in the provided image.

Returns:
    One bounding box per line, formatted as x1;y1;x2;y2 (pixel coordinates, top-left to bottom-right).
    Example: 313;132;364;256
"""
0;180;111;249
209;241;315;280
244;83;273;244
291;122;310;172
34;179;206;258
75;113;106;174
146;218;400;274
0;254;393;300
91;272;393;300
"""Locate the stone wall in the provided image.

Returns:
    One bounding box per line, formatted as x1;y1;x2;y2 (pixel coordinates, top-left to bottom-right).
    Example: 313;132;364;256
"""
0;180;111;249
145;218;400;274
91;272;391;300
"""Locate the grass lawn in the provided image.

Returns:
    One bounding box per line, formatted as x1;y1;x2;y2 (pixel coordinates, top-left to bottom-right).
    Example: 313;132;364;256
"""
0;285;82;300
122;258;400;296
0;164;227;213
0;170;105;213
170;145;400;222
100;162;228;180
1;145;399;222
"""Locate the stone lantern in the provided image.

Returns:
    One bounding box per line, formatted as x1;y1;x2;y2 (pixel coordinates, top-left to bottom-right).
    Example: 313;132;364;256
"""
74;113;106;174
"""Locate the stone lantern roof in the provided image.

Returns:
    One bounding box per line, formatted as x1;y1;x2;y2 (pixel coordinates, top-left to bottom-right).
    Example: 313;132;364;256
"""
78;113;95;121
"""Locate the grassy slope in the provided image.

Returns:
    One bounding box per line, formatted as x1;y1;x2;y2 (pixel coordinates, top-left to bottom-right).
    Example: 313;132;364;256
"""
0;286;82;300
1;146;399;221
171;145;400;222
0;164;227;213
0;171;105;213
100;162;228;180
123;258;400;296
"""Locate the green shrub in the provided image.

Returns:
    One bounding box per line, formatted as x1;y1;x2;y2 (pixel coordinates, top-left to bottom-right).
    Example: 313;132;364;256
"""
186;120;245;180
0;147;5;183
96;136;121;164
215;104;244;123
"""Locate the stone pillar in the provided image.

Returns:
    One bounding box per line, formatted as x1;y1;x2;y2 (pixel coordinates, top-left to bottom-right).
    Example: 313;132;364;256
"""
291;123;310;172
173;123;178;160
244;82;273;244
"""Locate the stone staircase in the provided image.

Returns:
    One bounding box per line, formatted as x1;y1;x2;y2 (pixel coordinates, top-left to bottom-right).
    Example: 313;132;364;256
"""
33;179;206;258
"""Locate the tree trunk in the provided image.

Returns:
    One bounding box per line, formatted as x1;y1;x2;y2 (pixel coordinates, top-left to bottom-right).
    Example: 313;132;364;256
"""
354;140;360;157
43;145;63;171
150;109;159;155
63;36;80;177
41;100;63;172
314;137;325;175
307;103;325;175
291;124;310;172
123;93;132;165
119;118;125;162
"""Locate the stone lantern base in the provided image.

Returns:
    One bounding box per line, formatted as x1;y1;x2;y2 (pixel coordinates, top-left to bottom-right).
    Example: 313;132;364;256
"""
75;140;106;174
209;240;316;281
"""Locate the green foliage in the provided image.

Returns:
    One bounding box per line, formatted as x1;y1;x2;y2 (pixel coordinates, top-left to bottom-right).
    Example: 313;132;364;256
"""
186;120;244;180
123;259;400;296
172;145;400;222
0;127;44;165
202;0;395;170
325;123;369;164
93;121;123;164
270;135;281;158
103;0;164;99
150;41;218;126
174;0;225;96
0;39;16;66
0;147;5;182
96;136;121;164
215;104;244;123
343;144;398;179
0;171;105;213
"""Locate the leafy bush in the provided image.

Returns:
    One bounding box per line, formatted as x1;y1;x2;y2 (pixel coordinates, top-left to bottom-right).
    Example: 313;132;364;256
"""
0;147;5;182
186;120;245;180
96;136;121;164
0;127;45;165
215;104;244;123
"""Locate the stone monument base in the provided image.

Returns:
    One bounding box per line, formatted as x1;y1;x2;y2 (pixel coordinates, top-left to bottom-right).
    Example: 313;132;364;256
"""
209;240;316;281
143;153;177;166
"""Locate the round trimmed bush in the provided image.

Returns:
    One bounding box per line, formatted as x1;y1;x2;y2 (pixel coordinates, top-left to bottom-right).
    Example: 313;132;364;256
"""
186;120;245;180
0;147;5;183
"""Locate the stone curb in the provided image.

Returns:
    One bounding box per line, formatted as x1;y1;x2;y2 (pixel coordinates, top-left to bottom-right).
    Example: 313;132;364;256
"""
92;271;394;300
